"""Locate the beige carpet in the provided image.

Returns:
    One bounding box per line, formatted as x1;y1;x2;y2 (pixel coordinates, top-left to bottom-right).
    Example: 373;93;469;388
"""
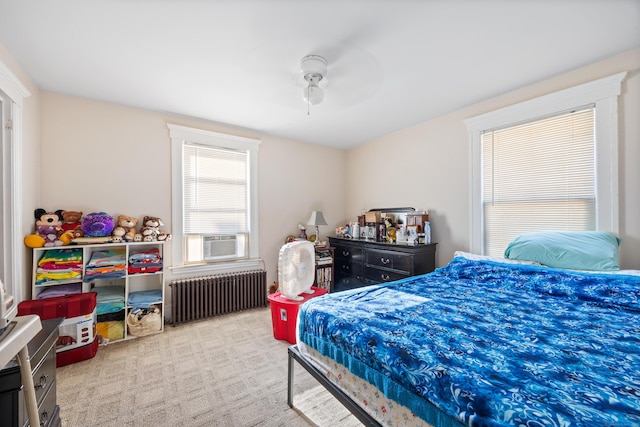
56;308;362;427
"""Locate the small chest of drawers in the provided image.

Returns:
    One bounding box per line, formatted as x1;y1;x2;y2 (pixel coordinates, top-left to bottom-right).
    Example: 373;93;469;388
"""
328;237;437;292
0;318;62;427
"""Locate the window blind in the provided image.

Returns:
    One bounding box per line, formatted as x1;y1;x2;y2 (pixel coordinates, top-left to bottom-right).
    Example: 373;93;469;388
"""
183;142;248;235
481;107;595;257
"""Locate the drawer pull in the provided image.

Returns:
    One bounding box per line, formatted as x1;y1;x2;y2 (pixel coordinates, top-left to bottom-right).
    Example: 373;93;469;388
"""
342;250;350;257
35;373;48;390
381;257;390;265
40;409;49;426
381;274;390;281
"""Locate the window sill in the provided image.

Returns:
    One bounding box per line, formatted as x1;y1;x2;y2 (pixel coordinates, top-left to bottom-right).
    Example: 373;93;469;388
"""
169;258;264;277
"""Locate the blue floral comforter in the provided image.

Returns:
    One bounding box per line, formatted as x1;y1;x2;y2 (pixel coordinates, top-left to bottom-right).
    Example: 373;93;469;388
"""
298;256;640;427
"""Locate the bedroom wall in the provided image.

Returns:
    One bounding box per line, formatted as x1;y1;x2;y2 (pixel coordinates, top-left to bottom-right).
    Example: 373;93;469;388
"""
345;48;640;270
38;92;346;288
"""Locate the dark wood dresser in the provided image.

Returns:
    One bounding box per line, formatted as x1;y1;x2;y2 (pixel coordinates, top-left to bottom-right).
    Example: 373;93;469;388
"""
328;237;437;292
0;318;62;427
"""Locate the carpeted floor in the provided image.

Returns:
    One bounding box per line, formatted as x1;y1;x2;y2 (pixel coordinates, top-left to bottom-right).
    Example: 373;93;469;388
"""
57;308;361;427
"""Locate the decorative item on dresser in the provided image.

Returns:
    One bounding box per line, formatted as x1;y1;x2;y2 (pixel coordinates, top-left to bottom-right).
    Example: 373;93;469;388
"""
328;237;437;292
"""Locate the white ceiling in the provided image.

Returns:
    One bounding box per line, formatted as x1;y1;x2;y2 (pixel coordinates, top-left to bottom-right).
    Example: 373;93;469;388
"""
0;1;638;149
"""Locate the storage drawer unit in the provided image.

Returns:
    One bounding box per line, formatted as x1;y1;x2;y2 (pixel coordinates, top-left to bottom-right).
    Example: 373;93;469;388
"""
1;318;62;427
328;237;437;291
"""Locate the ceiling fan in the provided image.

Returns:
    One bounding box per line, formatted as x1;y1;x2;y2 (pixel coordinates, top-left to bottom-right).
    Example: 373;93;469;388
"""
300;54;328;114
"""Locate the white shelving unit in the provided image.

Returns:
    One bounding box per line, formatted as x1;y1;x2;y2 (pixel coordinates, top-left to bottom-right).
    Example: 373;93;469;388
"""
32;241;165;342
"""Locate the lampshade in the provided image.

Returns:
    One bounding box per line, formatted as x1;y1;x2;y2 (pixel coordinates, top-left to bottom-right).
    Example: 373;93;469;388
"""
303;84;324;105
307;211;327;226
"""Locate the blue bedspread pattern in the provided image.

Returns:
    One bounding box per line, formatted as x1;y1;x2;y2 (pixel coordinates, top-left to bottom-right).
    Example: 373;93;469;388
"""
298;257;640;427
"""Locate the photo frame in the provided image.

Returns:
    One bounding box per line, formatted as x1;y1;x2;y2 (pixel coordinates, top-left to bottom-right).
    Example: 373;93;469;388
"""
407;225;418;237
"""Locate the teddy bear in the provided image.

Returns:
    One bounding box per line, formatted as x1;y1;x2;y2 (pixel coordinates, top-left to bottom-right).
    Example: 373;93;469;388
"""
61;210;84;238
34;208;65;247
142;216;171;242
112;215;138;242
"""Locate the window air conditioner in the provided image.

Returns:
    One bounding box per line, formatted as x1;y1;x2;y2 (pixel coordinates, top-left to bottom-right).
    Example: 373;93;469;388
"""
203;235;238;261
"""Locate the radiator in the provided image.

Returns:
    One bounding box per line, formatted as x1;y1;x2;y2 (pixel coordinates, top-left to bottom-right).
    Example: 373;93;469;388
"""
170;270;267;325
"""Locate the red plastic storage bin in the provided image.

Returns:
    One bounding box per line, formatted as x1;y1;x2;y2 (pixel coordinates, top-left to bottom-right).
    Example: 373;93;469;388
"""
267;286;328;344
18;292;98;367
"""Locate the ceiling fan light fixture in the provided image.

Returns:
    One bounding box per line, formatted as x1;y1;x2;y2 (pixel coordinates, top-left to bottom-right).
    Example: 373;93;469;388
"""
303;82;324;105
300;55;328;108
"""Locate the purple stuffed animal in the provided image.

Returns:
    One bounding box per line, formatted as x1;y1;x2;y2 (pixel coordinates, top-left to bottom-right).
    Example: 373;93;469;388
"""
81;212;115;237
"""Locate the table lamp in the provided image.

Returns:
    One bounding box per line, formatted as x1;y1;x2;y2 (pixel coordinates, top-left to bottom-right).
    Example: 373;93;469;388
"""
307;211;327;245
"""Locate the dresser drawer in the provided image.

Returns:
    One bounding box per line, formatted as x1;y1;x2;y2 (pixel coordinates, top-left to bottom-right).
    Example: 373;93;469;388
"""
365;250;411;273
335;258;363;278
30;379;57;427
364;267;408;283
334;245;363;262
32;345;56;405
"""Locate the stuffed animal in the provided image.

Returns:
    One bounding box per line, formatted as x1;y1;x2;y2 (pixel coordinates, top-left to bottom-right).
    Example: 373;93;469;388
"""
34;208;64;247
24;234;46;248
81;212;115;237
142;216;171;242
140;226;156;242
112;215;138;241
61;210;84;238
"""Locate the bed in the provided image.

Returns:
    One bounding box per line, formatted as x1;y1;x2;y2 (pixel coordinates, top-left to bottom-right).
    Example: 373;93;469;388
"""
287;238;640;427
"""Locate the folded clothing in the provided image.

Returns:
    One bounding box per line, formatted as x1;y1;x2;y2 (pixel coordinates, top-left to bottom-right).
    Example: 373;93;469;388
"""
128;290;162;308
94;285;125;303
38;248;83;264
94;285;125;315
84;249;127;282
86;249;126;268
36;248;84;285
128;248;163;274
97;309;125;323
37;283;82;299
97;302;125;316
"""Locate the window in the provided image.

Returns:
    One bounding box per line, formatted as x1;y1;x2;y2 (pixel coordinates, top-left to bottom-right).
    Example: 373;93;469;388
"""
169;124;260;272
465;72;626;256
481;108;595;256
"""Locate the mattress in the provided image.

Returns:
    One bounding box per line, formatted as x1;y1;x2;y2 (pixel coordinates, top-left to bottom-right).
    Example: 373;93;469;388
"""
297;256;640;427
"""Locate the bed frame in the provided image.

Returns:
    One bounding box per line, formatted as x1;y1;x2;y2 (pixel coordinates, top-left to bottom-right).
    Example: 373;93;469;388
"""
287;345;382;427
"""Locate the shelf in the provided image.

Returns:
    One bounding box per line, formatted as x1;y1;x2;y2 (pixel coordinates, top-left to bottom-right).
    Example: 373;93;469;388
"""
314;246;335;293
31;242;165;343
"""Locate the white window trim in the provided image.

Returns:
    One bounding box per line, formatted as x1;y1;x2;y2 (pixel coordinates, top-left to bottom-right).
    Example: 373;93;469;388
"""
0;59;31;304
168;124;261;275
464;72;627;255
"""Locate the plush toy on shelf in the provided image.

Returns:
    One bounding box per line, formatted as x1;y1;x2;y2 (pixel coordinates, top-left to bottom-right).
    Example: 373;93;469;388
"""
142;216;171;242
112;215;139;242
33;208;65;247
61;210;84;238
81;212;115;237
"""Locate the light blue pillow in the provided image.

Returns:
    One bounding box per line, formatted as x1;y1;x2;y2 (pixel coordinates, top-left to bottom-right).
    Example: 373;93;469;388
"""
504;231;621;271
